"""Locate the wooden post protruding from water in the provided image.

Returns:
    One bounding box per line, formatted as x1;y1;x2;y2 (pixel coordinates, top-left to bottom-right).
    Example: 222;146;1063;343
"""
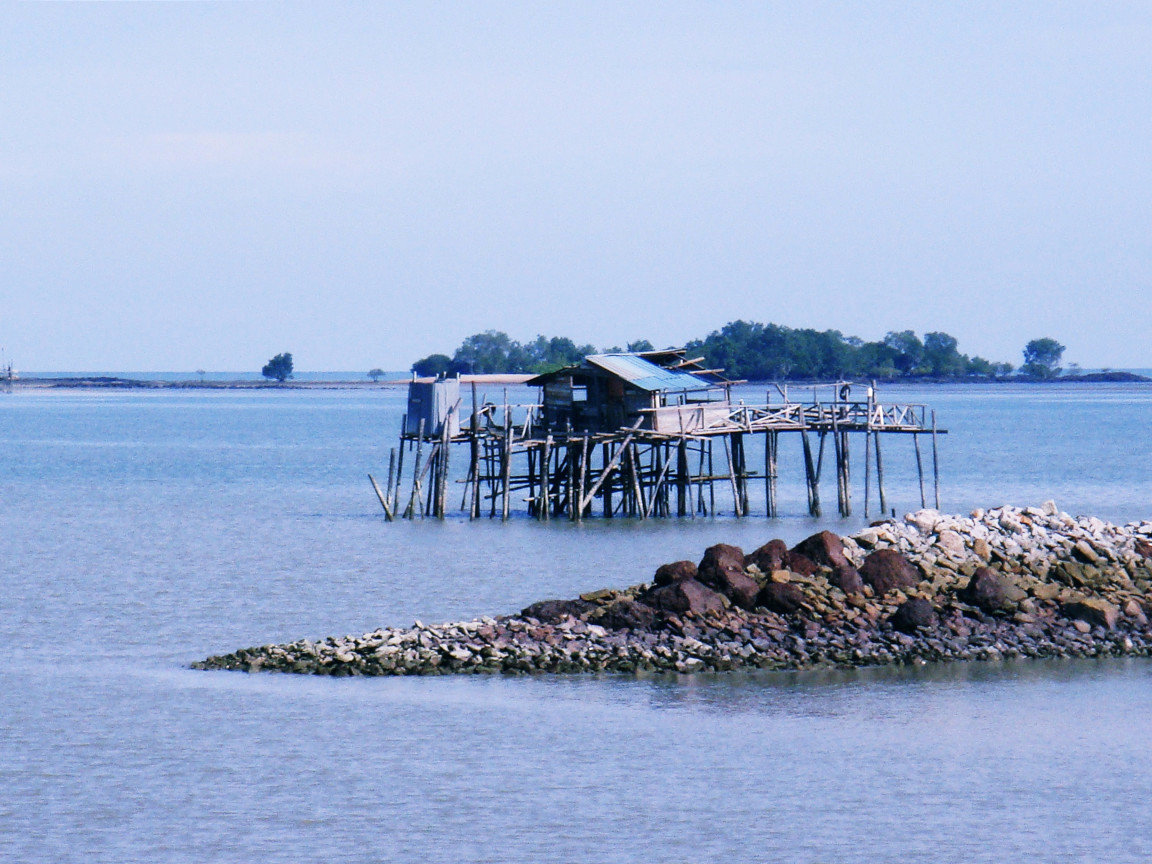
435;409;451;519
369;473;394;521
675;439;689;517
931;410;940;509
874;429;886;516
470;383;480;519
541;435;552;521
403;418;426;519
914;432;926;509
385;447;397;509
831;409;844;516
501;404;512;522
801;429;820;517
842;429;851;517
393;413;407;516
722;433;743;517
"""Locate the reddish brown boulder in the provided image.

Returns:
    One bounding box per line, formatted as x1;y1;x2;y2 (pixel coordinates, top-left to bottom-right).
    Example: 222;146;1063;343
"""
698;543;746;583
757;582;806;615
1135;539;1152;559
960;567;1011;612
654;560;697;587
695;544;759;610
697;543;759;608
784;552;819;577
520;599;594;623
859;549;919;594
717;570;762;610
890;597;937;633
746;539;789;573
792;531;850;571
830;565;865;595
593;598;657;631
642;579;726;616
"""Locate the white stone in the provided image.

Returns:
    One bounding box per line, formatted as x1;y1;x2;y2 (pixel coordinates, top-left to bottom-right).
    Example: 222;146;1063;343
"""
936;530;966;556
907;509;941;534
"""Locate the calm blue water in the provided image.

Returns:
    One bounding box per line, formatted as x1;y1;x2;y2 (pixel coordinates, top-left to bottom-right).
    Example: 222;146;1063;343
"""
2;382;1151;862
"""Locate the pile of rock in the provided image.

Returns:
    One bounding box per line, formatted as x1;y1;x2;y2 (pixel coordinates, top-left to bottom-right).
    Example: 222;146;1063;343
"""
194;503;1152;677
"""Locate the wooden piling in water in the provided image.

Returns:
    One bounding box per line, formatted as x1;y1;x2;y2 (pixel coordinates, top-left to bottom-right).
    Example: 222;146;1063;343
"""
931;410;940;509
914;432;926;509
393;414;407;516
874;429;886;516
385;448;397;517
403;418;426;519
801;430;820;517
541;435;552;521
501;405;512;522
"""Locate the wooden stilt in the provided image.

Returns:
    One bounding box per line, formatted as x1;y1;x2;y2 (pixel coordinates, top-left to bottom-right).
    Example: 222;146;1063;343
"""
433;412;450;518
470;385;480;519
695;440;706;517
385;448;397;516
864;431;872;518
645;445;673;518
550;450;568;518
733;432;748;514
723;434;742;517
541;435;552;520
602;442;613;517
816;431;827;487
501;406;512;522
931;410;940;509
576;436;589;522
914;433;926;508
875;428;886;517
393;414;407;516
487;438;498;518
403;418;426;519
802;429;821;517
841;429;851;517
831;410;845;517
368;473;394;520
677;439;689;517
629;442;647;519
707;439;716;516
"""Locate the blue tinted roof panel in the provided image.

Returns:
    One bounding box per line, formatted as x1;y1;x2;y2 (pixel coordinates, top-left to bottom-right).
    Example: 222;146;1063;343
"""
585;354;714;392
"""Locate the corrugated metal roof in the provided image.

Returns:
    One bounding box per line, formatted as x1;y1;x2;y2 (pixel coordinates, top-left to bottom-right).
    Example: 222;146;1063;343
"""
585;354;714;392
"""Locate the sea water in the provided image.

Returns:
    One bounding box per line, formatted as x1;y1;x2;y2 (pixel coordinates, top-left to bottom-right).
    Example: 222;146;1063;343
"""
2;382;1151;862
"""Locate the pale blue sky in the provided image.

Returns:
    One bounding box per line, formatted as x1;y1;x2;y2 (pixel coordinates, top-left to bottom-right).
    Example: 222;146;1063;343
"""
2;2;1150;371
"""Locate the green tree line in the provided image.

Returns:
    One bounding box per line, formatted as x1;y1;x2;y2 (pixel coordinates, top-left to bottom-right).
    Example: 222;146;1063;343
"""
413;324;1064;381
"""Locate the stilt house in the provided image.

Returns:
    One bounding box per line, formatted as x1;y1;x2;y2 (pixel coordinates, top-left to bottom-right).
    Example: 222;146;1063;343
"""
526;350;732;435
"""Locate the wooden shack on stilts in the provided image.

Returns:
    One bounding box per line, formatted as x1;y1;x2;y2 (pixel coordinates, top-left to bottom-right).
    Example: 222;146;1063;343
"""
370;350;946;523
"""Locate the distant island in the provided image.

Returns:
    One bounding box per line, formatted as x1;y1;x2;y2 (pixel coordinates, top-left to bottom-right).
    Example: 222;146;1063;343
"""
411;324;1149;384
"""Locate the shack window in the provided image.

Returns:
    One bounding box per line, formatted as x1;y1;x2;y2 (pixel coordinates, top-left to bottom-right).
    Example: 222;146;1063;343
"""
572;385;588;403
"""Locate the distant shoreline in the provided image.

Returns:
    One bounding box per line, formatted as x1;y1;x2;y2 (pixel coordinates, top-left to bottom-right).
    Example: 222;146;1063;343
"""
2;373;536;391
3;371;1146;391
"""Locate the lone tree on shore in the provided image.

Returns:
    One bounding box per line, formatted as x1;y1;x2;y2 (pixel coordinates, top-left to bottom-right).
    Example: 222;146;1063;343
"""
368;368;385;382
262;352;294;382
1021;338;1065;378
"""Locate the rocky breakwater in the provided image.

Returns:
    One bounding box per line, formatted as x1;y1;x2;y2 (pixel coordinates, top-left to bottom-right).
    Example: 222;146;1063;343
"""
194;503;1152;677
